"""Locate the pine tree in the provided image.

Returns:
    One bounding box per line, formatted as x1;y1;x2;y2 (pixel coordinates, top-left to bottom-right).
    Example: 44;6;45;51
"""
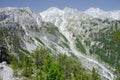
92;67;101;80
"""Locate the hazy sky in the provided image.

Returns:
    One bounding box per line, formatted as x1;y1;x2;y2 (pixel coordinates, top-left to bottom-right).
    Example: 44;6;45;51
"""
0;0;120;12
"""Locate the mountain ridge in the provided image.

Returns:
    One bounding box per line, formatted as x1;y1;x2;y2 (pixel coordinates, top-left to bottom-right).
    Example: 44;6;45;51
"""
0;7;120;80
40;7;120;20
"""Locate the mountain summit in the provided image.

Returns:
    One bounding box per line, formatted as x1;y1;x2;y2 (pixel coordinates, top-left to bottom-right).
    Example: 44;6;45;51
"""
40;7;120;20
0;7;120;80
85;7;120;20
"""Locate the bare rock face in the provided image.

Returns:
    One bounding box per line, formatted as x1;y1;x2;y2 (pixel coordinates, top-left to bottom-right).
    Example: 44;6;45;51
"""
0;61;22;80
1;7;120;80
0;62;13;80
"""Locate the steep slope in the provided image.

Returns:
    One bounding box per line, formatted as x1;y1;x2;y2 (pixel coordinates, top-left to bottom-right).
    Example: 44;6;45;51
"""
0;7;120;80
40;7;120;80
0;7;42;52
0;7;69;54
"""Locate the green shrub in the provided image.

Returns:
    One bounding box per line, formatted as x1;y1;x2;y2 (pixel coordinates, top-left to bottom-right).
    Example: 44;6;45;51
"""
10;47;100;80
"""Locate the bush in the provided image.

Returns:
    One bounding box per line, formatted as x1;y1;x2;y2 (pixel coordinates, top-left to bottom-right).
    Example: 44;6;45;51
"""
10;47;101;80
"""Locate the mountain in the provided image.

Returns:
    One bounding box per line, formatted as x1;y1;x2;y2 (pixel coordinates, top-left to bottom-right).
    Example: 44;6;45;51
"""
40;7;120;80
85;8;120;20
0;7;120;80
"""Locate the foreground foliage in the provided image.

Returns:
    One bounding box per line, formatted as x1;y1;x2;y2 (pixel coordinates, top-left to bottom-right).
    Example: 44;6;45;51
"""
10;48;101;80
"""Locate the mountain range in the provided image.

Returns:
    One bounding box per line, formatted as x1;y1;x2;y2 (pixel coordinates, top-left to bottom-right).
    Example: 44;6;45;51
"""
0;7;120;80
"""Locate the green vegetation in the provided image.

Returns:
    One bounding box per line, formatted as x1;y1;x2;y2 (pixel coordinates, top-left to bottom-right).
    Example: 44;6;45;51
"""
115;66;120;80
92;68;101;80
10;47;101;80
75;38;86;54
34;37;45;45
90;25;120;68
20;48;30;55
0;45;10;63
0;27;9;44
60;33;69;42
114;31;120;43
43;22;59;35
61;41;70;49
0;27;22;52
84;40;90;46
114;50;120;80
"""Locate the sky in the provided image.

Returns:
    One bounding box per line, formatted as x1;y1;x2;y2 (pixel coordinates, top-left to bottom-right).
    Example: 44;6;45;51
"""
0;0;120;12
